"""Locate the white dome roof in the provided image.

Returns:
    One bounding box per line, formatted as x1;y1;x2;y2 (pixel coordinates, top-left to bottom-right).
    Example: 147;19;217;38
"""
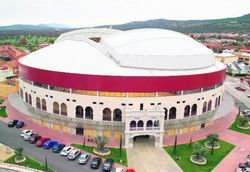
19;29;224;77
101;29;215;70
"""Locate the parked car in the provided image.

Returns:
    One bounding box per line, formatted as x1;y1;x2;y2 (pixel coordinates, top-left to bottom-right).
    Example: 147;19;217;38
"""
8;120;18;127
60;146;73;156
112;168;125;172
16;121;25;128
29;134;41;144
36;137;50;147
67;149;81;160
236;167;250;172
52;143;65;153
78;153;90;164
90;157;102;169
20;129;33;138
235;86;246;92
126;168;136;172
102;159;114;172
43;140;58;149
23;131;34;141
239;162;250;168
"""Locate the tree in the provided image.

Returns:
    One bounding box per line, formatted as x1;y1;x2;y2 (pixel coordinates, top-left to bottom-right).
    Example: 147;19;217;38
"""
119;135;122;157
173;135;178;155
19;37;27;45
189;137;193;147
94;135;108;153
15;147;24;161
239;116;249;127
192;142;208;161
206;133;219;155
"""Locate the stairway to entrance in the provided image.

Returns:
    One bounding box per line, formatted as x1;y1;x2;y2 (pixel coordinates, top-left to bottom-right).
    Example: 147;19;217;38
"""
127;136;182;172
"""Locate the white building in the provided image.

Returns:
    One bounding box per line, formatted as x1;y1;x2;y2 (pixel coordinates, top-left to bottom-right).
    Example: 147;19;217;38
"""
18;28;226;148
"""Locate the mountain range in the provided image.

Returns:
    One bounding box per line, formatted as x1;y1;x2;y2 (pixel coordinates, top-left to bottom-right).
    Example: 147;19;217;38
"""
0;14;250;36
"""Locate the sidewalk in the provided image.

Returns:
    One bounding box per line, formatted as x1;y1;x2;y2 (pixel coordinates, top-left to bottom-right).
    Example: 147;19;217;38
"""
213;130;250;172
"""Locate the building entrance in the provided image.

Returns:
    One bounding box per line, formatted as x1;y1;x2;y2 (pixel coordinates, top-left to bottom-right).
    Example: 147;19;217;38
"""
133;135;155;147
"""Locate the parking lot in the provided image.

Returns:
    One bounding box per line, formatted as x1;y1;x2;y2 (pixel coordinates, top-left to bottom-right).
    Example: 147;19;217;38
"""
0;120;106;172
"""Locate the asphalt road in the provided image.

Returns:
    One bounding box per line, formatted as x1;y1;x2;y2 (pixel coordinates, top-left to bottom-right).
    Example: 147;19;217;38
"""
0;121;103;172
225;76;250;111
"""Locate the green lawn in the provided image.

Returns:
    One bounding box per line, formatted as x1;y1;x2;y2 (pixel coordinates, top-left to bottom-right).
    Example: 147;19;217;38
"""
0;108;7;118
4;154;54;172
164;139;235;172
229;115;250;135
71;144;127;166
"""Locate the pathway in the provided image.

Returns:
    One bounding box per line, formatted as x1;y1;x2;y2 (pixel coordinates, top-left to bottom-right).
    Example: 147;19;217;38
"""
127;137;182;172
213;130;250;172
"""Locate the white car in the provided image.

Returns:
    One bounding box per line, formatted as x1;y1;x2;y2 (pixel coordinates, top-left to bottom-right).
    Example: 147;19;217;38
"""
67;149;81;160
112;167;125;172
23;132;34;141
20;129;33;138
78;153;90;164
243;110;250;115
60;146;73;156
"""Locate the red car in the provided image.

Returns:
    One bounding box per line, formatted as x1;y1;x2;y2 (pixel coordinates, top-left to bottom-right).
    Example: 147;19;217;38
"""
36;137;50;147
235;87;246;92
126;168;136;172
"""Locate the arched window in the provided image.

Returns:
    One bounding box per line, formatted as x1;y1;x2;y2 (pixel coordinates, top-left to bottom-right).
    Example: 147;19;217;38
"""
164;108;168;120
25;92;28;103
130;121;136;128
154;120;160;127
146;120;153;128
75;105;84;118
218;96;221;106
20;88;23;99
103;108;111;121
184;105;190;118
191;104;197;116
53;102;59;114
113;108;122;121
41;99;47;111
36;97;41;109
202;101;207;113
61;103;67;116
215;98;218;108
28;94;32;105
207;100;212;111
137;120;144;128
85;106;93;119
169;107;177;119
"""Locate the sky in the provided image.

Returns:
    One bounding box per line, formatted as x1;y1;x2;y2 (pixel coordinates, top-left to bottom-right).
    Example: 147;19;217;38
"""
0;0;250;27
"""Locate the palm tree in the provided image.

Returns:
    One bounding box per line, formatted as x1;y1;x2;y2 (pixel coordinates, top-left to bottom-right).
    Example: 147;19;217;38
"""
94;136;108;153
239;116;249;127
206;133;219;155
192;142;208;162
15;147;24;161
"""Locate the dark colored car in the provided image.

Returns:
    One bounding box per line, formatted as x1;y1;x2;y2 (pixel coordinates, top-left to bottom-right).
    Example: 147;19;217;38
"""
52;143;65;153
43;140;58;149
90;157;102;169
239;162;250;168
235;86;246;92
36;137;50;147
8;120;18;127
29;134;41;144
102;159;114;172
16;121;25;128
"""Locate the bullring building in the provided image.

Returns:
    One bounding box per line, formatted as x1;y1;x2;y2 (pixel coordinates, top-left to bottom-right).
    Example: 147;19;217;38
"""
18;28;225;148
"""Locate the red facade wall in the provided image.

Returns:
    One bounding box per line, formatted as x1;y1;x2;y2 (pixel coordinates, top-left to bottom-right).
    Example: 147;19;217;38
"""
19;63;225;92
